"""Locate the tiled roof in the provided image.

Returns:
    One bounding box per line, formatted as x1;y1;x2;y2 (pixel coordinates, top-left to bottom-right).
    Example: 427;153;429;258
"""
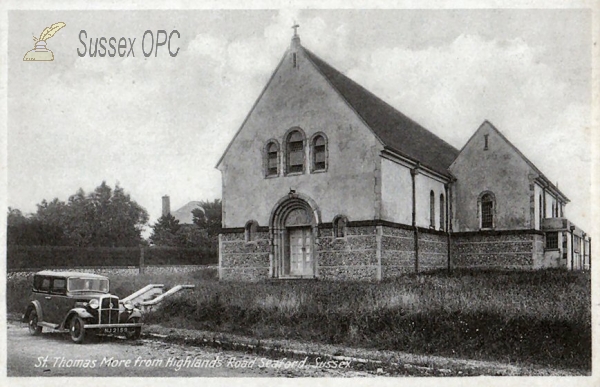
304;49;459;176
171;201;204;224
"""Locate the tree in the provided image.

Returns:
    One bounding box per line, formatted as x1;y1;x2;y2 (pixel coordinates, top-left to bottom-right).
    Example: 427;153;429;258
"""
16;181;149;247
175;225;210;248
192;199;222;251
149;213;181;246
192;199;221;236
7;206;66;246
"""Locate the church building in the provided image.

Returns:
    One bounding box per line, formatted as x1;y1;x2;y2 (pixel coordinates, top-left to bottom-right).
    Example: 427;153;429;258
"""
216;30;590;281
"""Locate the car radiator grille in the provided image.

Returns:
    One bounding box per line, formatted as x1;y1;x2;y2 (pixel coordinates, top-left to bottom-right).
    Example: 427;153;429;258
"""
99;296;120;325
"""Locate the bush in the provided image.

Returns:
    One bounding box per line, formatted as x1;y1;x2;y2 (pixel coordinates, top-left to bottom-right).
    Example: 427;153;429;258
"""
7;245;218;270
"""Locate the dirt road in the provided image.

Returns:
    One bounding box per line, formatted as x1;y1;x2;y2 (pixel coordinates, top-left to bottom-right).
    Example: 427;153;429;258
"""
6;320;374;377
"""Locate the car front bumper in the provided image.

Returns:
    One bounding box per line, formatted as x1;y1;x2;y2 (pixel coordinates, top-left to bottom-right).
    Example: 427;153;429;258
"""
83;323;143;329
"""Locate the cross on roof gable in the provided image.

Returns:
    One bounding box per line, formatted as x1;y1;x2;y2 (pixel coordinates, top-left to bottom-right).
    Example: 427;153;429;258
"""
216;43;460;176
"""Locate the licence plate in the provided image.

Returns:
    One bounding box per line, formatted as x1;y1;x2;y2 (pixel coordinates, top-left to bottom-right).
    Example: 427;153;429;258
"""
103;327;132;334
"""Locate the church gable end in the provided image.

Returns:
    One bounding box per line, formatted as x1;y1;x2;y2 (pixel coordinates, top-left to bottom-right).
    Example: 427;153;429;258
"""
218;33;384;230
450;120;541;231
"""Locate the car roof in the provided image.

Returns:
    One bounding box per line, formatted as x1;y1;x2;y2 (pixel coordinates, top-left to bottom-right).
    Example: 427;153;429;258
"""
34;270;109;280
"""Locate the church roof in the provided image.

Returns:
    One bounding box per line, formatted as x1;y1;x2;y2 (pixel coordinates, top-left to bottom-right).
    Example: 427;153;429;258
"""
303;49;459;176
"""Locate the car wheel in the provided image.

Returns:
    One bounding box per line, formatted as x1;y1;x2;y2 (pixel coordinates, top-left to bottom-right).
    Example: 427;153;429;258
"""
28;310;42;336
126;318;141;340
69;316;86;344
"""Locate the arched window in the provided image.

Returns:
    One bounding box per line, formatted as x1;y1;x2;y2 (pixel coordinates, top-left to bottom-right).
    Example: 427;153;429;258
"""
560;203;564;217
286;129;305;174
311;133;327;172
539;194;543;226
429;191;435;229
333;215;347;238
439;193;445;231
264;140;279;177
481;193;495;229
245;220;258;243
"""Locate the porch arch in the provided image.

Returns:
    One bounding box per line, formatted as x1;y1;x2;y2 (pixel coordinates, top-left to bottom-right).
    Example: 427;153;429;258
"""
269;192;321;278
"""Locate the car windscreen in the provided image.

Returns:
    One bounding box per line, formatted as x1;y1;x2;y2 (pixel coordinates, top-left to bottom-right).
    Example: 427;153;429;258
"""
67;277;109;293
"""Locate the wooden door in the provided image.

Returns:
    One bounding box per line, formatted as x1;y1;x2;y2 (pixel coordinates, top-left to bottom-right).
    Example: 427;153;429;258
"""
288;228;313;277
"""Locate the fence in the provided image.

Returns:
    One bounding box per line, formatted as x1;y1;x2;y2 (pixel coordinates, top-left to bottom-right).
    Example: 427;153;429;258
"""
7;245;218;272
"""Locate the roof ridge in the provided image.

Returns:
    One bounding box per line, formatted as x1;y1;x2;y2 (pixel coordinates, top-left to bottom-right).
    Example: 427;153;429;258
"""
302;48;459;176
482;120;569;202
303;48;459;152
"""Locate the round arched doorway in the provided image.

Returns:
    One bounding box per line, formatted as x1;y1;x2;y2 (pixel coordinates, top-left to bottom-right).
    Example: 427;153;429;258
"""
269;193;320;278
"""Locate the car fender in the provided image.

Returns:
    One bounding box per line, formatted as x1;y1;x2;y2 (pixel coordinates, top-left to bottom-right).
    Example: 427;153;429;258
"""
128;309;142;320
23;300;43;323
61;308;94;329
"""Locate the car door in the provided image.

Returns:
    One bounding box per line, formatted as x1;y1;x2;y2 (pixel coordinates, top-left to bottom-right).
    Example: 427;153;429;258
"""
49;277;73;326
41;277;69;326
35;276;56;324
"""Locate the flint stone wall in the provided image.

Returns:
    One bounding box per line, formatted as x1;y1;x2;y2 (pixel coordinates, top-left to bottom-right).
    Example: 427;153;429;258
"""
380;226;415;278
418;231;448;271
219;231;270;281
316;225;379;281
450;232;542;269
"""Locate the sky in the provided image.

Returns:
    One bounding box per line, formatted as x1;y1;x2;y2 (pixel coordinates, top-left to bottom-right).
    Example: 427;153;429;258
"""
6;8;593;234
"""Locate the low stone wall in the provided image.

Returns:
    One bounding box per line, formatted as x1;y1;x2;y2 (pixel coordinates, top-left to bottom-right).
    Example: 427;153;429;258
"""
316;225;379;281
219;231;271;281
451;231;543;269
7;265;217;280
218;226;552;280
380;226;415;278
418;230;448;271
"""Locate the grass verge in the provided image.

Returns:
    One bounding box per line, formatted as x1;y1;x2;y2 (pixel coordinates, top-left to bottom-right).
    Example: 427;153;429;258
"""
7;268;590;372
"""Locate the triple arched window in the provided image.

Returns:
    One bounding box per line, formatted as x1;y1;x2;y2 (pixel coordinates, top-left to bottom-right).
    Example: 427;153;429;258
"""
264;128;328;177
311;133;327;172
264;140;280;177
286;130;305;174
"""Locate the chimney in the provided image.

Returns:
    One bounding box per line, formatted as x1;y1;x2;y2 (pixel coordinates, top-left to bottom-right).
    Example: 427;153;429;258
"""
162;195;170;217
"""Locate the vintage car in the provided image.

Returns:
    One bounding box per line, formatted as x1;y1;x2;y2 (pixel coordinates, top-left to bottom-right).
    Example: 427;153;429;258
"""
22;271;143;344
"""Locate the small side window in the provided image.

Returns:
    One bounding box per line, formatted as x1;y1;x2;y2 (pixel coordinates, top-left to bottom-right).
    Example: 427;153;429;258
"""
40;278;51;292
51;278;67;294
333;215;347;238
33;276;43;291
245;220;258;243
546;232;558;249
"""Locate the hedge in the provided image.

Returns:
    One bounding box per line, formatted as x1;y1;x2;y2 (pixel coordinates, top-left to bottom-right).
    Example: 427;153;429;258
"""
7;245;218;271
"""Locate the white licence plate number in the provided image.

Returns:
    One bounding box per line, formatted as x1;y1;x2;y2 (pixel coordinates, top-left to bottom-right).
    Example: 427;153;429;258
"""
103;327;130;334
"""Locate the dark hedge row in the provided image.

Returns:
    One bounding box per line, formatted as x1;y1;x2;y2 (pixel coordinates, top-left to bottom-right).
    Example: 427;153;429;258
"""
7;245;217;270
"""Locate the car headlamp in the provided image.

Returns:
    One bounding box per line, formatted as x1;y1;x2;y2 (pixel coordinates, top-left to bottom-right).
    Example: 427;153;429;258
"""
88;299;99;309
123;300;134;310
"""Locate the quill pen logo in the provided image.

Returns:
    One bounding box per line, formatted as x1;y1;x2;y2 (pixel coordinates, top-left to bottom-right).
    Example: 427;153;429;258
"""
23;22;66;61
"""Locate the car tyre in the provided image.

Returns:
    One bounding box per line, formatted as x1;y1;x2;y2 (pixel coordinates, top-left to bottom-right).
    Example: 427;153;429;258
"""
69;316;86;344
126;318;141;340
28;310;42;336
